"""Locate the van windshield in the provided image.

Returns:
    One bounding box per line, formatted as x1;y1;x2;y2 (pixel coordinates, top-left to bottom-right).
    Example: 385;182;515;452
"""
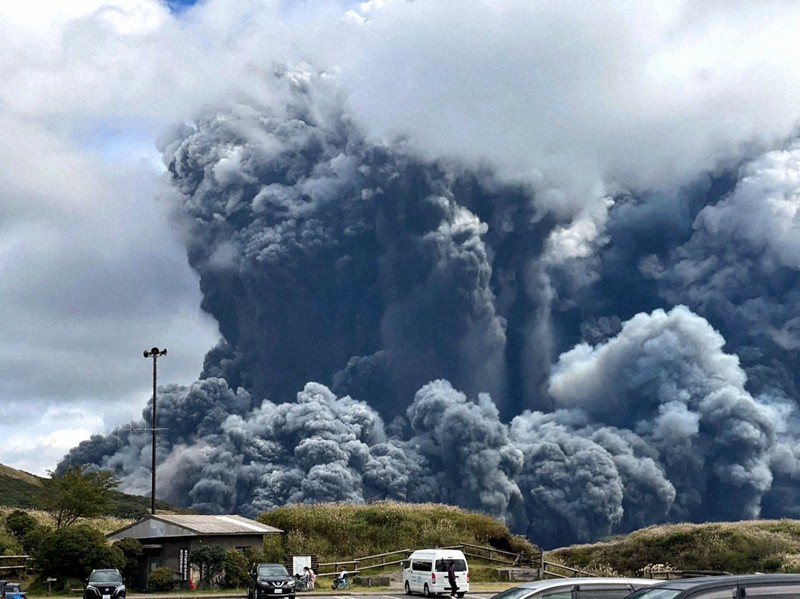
435;560;467;572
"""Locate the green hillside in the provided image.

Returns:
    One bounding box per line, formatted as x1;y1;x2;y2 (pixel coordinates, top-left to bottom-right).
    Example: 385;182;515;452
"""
0;464;43;509
258;501;538;563
548;520;800;576
0;463;184;518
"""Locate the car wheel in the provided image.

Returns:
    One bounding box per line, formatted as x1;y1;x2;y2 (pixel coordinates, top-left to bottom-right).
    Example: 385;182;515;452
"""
405;581;412;596
457;594;465;598
424;584;431;597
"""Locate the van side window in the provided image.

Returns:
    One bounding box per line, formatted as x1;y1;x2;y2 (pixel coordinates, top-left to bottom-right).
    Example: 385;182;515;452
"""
576;587;637;599
742;584;800;599
413;560;432;572
540;590;571;599
688;587;737;599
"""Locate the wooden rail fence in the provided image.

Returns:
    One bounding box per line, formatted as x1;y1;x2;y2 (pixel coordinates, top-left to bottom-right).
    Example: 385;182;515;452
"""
0;555;31;573
318;543;555;579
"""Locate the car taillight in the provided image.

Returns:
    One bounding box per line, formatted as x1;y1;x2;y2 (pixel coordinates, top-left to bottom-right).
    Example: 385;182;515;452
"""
431;573;436;583
467;572;470;582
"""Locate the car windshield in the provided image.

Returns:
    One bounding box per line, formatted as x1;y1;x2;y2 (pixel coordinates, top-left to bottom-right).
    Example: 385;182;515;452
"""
625;588;682;599
259;565;289;577
90;571;123;583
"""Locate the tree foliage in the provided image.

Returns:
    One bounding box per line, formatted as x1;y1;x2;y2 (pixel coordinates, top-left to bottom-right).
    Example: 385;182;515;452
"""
5;509;38;539
190;544;227;587
114;537;144;585
35;524;124;582
4;509;44;553
38;465;119;528
222;549;250;588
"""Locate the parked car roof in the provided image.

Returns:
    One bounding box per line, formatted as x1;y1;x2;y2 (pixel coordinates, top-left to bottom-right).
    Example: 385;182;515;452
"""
512;578;661;589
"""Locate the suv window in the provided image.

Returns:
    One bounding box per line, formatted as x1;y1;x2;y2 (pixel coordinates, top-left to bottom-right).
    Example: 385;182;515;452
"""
89;571;123;583
258;565;290;577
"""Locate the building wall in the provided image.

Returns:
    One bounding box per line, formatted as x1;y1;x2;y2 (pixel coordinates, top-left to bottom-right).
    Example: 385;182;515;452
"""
155;534;267;574
131;533;279;589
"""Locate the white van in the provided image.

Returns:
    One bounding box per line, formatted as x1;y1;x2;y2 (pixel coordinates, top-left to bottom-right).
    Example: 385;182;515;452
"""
402;549;470;597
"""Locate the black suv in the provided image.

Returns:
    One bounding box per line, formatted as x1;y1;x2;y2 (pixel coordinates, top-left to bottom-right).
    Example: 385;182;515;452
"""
248;563;295;599
83;569;126;599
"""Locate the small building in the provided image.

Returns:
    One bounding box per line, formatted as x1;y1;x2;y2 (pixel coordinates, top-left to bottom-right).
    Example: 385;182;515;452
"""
107;514;283;588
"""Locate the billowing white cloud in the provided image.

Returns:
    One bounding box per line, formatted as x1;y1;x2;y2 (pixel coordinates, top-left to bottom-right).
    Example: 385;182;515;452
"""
335;0;800;201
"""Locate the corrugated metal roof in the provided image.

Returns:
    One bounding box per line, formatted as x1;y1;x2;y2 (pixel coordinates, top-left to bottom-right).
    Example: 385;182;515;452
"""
152;514;283;535
107;514;283;540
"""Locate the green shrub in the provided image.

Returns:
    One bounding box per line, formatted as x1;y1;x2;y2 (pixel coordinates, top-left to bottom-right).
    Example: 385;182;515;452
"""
223;549;250;588
0;535;12;555
34;524;124;582
64;578;84;593
5;510;39;540
148;567;177;592
760;555;785;572
262;535;284;562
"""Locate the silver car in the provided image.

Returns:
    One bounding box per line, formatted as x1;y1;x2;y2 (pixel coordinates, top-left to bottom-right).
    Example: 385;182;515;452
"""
489;577;660;599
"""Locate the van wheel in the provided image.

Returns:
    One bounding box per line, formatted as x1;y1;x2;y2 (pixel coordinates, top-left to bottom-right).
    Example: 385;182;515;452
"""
405;582;412;595
457;594;465;598
424;584;432;597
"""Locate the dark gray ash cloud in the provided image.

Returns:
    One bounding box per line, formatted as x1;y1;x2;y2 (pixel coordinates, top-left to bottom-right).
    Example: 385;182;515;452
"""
63;68;800;549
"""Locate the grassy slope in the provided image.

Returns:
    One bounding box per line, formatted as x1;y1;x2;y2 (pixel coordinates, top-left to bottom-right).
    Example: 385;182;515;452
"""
0;463;185;519
258;501;538;564
547;520;800;576
0;465;44;509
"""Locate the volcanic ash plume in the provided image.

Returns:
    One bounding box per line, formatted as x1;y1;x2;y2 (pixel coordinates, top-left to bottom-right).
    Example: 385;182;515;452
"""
62;70;800;548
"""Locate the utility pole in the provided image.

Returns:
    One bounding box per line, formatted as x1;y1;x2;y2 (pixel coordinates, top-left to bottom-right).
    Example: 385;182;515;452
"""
143;347;167;514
